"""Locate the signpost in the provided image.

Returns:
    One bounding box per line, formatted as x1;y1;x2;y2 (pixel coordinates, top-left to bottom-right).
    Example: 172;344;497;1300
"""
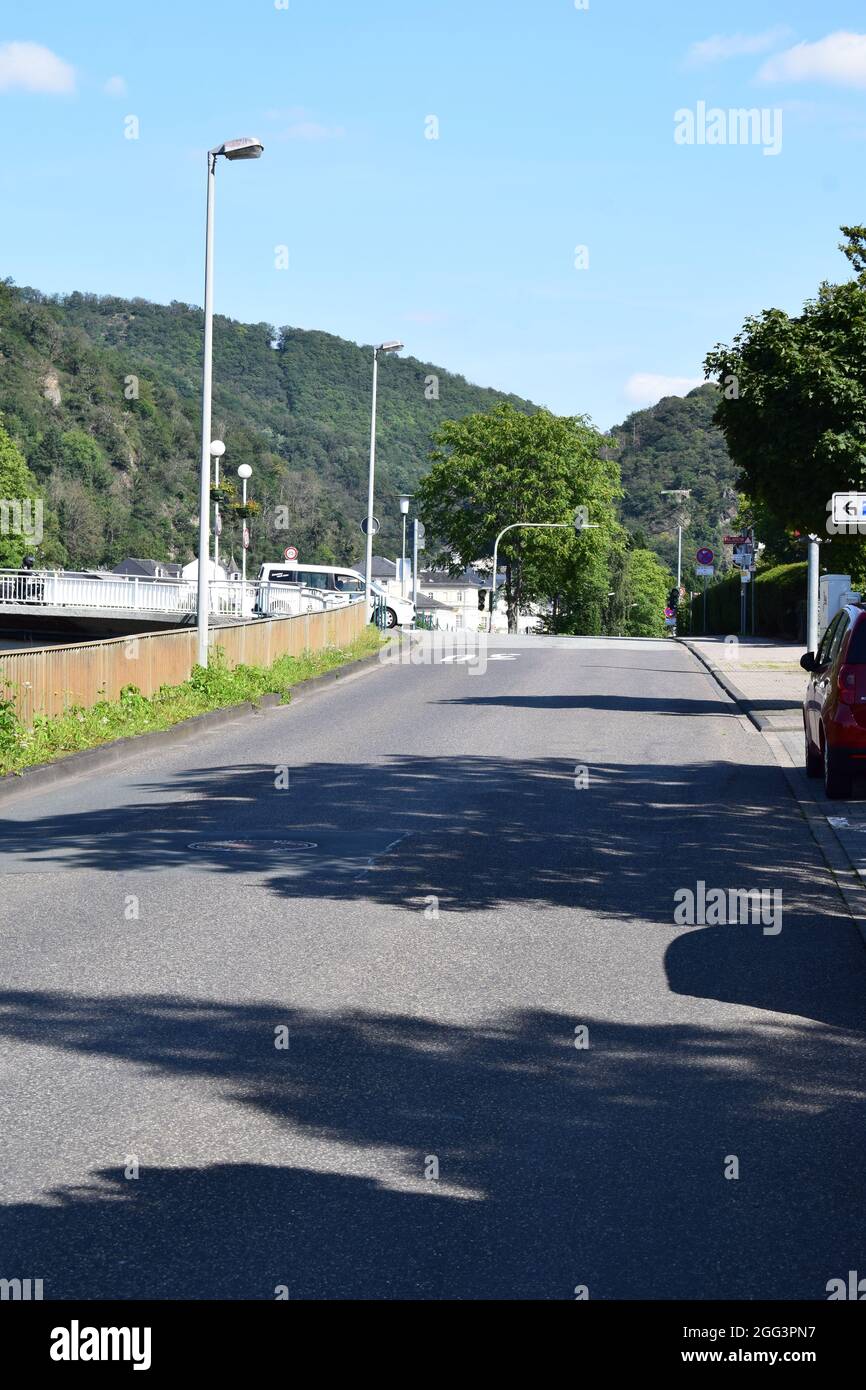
832;493;866;525
695;549;714;633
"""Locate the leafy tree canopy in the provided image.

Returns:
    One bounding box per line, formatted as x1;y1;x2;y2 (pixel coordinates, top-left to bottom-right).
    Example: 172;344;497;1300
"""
705;228;866;560
417;403;623;632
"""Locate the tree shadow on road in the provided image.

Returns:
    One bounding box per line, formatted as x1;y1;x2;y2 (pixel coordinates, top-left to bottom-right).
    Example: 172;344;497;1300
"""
0;995;864;1299
1;754;864;1028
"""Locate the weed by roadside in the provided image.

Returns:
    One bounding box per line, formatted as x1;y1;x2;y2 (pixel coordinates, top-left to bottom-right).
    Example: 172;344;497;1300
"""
0;630;380;777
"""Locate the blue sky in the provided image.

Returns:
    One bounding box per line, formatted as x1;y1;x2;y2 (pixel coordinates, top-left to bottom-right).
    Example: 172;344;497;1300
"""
1;1;866;428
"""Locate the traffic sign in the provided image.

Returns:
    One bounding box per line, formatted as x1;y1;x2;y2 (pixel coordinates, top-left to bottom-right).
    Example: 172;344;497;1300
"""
360;517;380;536
832;493;866;524
723;534;746;546
740;570;751;584
283;545;298;561
695;563;713;578
696;547;714;565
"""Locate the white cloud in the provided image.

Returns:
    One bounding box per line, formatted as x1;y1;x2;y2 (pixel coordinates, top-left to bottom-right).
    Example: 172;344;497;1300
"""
104;75;127;97
624;374;705;407
759;31;866;88
686;27;793;67
0;40;75;94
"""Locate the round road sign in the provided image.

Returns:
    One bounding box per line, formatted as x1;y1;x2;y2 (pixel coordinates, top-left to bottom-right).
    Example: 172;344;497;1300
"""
696;547;714;565
283;545;299;561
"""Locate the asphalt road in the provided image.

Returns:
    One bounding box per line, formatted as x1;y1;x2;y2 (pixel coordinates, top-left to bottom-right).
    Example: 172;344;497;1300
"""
1;633;865;1300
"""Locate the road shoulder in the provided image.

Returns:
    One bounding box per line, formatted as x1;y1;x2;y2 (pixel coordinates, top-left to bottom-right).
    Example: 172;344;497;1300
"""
681;636;866;950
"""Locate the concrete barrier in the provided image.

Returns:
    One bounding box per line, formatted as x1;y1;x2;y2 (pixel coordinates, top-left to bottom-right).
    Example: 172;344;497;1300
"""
0;603;367;724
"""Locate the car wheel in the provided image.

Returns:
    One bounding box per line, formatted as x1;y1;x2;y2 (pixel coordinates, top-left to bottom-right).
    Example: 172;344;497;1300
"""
824;739;852;799
386;608;398;629
805;727;823;778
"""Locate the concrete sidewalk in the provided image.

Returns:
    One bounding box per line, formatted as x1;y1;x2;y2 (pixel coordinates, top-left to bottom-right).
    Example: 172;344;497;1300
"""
684;634;866;928
682;635;806;733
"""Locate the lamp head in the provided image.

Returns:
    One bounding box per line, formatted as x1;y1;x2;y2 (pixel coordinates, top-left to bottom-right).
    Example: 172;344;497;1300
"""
210;440;226;458
219;137;264;160
237;464;252;480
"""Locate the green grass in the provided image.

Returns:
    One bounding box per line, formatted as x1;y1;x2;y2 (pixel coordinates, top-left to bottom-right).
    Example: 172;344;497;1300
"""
0;629;381;777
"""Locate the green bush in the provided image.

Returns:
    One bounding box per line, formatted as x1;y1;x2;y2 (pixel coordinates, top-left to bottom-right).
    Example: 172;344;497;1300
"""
688;562;806;637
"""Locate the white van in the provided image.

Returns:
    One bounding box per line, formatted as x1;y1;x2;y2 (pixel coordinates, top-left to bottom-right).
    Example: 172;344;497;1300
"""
257;562;415;628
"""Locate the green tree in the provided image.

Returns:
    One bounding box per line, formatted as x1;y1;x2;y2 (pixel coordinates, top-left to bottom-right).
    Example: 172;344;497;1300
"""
0;415;43;566
418;403;622;632
621;547;671;637
705;228;866;580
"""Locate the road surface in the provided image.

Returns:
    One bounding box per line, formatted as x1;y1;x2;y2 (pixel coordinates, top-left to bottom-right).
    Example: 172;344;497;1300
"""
1;634;864;1300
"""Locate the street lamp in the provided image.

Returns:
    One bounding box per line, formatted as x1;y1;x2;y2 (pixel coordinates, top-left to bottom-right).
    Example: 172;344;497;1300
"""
238;464;252;585
364;341;404;617
196;136;264;668
210;439;226;572
660;488;691;591
399;494;412;599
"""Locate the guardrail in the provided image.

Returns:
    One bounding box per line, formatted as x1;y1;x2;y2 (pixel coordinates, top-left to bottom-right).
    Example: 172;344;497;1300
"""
0;569;361;620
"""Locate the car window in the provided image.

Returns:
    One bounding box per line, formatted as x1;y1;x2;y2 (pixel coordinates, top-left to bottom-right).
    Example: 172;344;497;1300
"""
828;614;851;667
265;570;302;585
845;615;866;664
334;574;364;594
816;613;843;666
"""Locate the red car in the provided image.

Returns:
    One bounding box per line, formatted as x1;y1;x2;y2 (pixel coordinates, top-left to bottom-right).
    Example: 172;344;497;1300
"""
802;603;866;798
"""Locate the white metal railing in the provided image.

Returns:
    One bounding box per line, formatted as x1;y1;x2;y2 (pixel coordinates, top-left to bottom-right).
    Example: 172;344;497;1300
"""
0;569;362;621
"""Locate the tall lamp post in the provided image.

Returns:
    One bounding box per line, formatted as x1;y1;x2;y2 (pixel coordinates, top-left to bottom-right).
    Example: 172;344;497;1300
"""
399;494;412;598
238;464;252;585
364;341;404;617
197;135;264;669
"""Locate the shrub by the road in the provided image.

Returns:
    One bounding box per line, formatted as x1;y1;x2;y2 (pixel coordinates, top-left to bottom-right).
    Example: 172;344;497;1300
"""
687;562;806;638
0;630;379;777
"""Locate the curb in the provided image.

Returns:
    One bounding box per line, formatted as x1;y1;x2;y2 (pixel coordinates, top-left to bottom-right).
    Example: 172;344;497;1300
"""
679;638;866;949
0;647;385;805
679;638;780;733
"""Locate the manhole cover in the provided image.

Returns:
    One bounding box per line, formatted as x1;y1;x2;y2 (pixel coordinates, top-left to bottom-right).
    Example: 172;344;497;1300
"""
187;839;319;852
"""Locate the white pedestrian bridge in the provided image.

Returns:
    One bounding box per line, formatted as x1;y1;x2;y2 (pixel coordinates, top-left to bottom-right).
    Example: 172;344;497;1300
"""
0;568;360;636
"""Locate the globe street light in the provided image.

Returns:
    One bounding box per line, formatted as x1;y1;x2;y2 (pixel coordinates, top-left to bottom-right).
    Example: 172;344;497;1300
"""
196;137;264;668
210;439;226;573
237;463;252;584
364;341;404;617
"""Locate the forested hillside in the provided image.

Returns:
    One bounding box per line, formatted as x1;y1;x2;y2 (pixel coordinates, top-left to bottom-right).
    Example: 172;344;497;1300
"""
609;385;739;574
0;279;536;570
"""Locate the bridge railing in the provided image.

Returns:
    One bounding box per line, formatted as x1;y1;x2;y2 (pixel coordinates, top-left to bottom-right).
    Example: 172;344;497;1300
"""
0;569;364;620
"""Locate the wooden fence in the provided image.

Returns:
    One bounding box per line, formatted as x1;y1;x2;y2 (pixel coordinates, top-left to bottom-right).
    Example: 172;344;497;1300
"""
0;603;367;724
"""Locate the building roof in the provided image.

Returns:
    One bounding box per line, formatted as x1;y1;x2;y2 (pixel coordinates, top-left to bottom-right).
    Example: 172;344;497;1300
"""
415;592;453;610
113;557;183;579
419;569;484;589
357;557;397;579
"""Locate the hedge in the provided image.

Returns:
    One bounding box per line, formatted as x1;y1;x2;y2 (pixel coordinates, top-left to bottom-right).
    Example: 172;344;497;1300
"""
682;562;807;639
